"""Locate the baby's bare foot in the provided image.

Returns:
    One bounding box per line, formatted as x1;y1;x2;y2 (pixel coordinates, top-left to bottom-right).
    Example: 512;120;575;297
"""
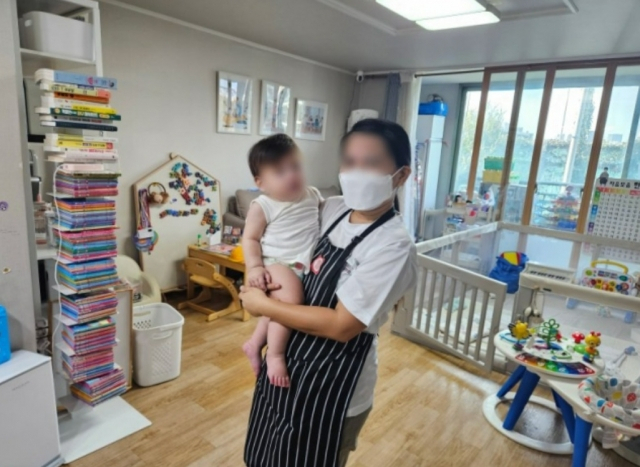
266;354;290;388
242;340;262;377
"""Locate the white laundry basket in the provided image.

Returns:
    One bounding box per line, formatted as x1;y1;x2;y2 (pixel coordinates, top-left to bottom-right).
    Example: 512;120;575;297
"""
132;303;184;387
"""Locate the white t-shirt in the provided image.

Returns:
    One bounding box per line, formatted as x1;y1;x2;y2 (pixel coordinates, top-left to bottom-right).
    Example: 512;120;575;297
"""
252;186;322;271
321;197;417;417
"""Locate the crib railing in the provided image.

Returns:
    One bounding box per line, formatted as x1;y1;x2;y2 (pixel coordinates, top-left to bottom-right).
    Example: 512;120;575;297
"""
393;253;507;374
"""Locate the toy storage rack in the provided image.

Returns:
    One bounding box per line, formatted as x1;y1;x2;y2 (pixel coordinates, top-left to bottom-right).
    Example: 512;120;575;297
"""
392;221;640;374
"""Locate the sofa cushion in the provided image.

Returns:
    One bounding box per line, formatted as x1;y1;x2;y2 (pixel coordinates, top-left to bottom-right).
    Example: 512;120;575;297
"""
235;189;261;219
318;185;340;199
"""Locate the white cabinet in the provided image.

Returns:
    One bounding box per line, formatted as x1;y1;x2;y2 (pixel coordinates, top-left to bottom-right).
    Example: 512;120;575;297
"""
0;351;62;467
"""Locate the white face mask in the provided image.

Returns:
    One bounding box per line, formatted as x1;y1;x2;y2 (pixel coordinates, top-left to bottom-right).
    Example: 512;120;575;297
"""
339;168;402;211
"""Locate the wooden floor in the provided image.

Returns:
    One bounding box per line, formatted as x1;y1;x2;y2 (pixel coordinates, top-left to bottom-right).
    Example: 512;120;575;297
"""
71;292;634;467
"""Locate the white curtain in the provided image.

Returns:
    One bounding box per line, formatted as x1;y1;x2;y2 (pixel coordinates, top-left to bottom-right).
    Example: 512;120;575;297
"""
397;72;421;237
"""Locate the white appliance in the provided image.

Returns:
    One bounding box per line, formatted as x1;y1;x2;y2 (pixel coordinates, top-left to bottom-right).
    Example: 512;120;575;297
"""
0;350;62;467
407;114;446;240
347;109;379;131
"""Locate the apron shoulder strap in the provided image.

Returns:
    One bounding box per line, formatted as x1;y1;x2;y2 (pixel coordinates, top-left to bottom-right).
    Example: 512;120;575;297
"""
344;208;396;256
323;209;352;237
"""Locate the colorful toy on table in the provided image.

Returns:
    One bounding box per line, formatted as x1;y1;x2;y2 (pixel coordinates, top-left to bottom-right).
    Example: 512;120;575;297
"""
515;352;596;376
536;318;562;348
583;331;602;363
572;332;585;344
580;260;636;295
508;321;534;351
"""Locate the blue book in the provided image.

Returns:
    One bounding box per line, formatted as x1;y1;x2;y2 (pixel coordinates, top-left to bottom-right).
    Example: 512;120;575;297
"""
36;69;117;90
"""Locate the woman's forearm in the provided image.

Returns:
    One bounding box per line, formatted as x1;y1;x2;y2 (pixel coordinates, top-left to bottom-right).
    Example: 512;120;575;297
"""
260;298;364;343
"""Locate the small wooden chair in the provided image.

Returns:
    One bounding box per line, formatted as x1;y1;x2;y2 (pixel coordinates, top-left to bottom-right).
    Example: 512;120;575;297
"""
178;258;246;322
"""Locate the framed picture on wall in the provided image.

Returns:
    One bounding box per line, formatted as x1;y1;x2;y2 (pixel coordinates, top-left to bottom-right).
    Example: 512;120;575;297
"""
259;81;291;136
294;99;328;141
217;72;253;134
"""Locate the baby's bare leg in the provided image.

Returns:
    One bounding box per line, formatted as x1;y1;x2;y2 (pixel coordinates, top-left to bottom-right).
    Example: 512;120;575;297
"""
242;316;269;377
265;263;304;388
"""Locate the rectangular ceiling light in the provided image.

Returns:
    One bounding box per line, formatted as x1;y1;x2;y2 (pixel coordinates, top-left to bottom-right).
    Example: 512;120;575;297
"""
416;10;500;30
375;0;486;21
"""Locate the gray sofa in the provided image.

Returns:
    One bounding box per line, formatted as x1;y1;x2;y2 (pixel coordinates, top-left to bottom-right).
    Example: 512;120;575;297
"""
223;186;340;230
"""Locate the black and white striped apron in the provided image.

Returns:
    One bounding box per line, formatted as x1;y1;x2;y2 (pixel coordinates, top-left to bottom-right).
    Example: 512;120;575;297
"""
245;208;396;467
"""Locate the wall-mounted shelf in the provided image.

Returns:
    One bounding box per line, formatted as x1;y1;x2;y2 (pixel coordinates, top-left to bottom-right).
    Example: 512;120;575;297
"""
21;48;95;71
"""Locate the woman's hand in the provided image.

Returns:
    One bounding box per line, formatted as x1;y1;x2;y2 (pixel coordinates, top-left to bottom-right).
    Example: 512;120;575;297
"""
239;284;280;317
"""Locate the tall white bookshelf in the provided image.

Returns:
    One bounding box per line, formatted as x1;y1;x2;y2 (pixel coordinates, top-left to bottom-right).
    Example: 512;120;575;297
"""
13;0;149;462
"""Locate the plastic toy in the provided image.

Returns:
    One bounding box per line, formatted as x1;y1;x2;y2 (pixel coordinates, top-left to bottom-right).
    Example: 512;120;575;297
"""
537;319;561;348
583;331;601;363
200;208;220;235
572;332;585;344
508;321;533;351
489;251;528;294
580;259;636;295
230;244;244;263
159;208;199;219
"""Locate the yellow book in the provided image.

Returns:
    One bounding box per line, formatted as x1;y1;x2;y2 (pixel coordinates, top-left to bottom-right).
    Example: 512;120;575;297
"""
52;141;113;150
40;96;116;114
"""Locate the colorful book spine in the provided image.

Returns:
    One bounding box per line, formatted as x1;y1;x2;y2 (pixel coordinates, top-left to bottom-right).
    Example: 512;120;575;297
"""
47;141;114;150
41;115;117;125
41;121;118;132
48;92;110;105
35;68;118;90
40;96;114;113
40;82;112;99
36;107;122;121
45;134;118;143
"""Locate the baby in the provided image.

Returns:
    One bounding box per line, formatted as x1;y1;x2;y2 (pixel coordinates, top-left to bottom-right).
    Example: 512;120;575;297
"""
241;134;321;387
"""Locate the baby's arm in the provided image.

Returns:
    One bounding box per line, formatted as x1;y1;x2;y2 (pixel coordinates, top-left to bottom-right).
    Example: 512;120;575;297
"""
242;202;271;290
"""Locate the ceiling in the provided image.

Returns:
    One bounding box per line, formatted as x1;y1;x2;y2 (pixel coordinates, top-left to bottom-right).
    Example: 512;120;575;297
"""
103;0;640;73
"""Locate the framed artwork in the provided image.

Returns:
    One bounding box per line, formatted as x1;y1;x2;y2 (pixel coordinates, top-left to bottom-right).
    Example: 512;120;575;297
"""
294;99;328;141
217;72;253;134
259;81;291;136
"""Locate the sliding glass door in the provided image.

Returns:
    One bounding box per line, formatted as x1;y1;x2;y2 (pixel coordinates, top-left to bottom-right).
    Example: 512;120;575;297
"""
451;58;640;233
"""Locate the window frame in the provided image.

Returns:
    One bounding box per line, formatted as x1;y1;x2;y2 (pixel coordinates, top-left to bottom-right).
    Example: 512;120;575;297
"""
454;56;640;233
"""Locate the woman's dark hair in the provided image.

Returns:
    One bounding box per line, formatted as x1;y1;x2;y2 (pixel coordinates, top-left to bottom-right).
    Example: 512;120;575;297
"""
341;118;411;169
340;118;411;210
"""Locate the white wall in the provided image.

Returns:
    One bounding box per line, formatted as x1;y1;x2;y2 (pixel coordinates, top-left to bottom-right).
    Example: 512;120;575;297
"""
355;77;387;116
99;4;353;257
419;83;463;208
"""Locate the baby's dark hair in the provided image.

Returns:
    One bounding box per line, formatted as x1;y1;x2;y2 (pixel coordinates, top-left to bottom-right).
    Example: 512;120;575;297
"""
248;134;298;177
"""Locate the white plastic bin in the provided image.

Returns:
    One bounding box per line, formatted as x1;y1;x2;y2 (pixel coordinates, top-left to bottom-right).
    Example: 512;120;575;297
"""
19;11;94;61
132;303;184;387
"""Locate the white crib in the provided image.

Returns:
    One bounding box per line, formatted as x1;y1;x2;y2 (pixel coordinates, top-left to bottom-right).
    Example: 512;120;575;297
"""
392;219;640;374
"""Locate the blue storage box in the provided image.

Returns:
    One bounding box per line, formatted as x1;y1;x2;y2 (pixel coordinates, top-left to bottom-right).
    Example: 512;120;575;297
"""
0;305;10;364
419;101;448;117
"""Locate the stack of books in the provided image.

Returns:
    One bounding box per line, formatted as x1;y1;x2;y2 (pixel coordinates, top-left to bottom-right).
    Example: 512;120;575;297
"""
35;68;120;133
62;317;116;355
57;258;119;292
61;291;118;324
62;347;115;382
40;69;126;406
55;171;119;197
57;228;117;263
70;368;127;406
45;134;118;163
53;198;116;230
